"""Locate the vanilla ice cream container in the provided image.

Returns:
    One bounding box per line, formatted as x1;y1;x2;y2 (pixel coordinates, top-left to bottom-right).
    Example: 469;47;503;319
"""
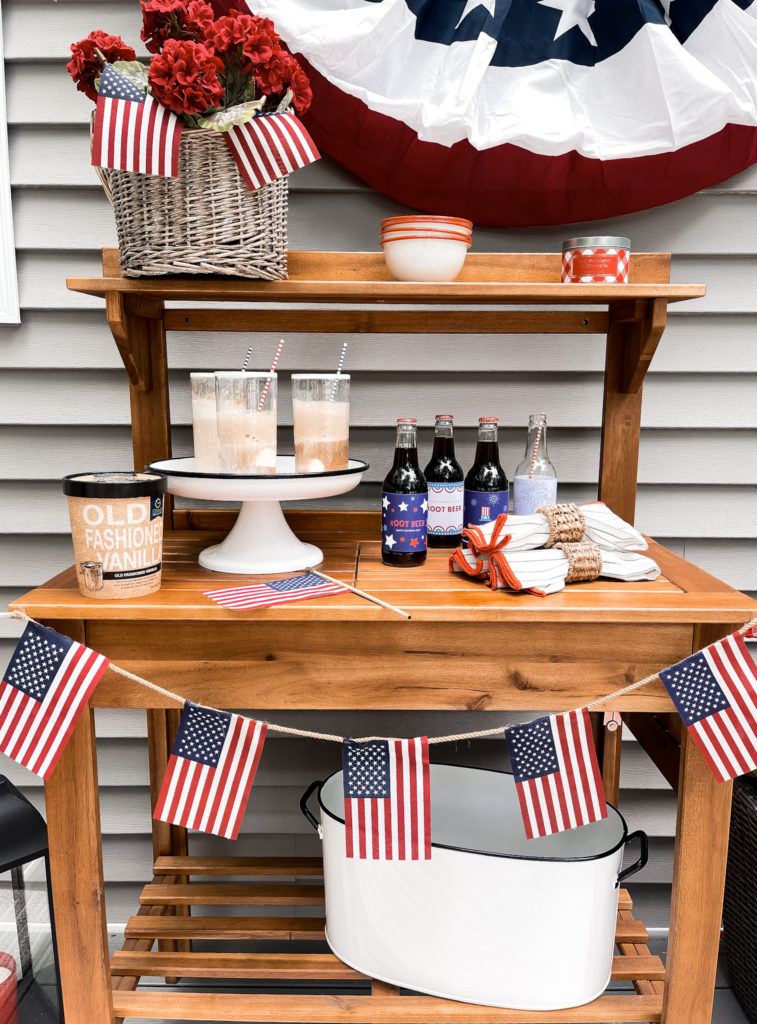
63;472;167;600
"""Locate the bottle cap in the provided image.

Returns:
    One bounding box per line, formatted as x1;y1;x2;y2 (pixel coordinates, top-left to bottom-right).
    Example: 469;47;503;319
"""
479;417;498;423
435;414;454;421
397;417;417;424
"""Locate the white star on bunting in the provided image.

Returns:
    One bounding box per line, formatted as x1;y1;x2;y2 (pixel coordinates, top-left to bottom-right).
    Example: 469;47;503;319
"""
455;0;498;30
539;0;598;45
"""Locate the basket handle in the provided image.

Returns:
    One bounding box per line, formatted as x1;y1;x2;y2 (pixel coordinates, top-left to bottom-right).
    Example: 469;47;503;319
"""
617;830;649;886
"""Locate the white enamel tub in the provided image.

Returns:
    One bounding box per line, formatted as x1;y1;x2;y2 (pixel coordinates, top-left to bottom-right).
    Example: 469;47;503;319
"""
301;764;647;1011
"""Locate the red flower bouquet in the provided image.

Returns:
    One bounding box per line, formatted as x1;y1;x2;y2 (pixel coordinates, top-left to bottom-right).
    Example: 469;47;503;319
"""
66;1;312;123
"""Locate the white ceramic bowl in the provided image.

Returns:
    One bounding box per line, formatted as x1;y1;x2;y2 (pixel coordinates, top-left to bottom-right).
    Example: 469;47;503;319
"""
382;215;473;231
382;236;470;282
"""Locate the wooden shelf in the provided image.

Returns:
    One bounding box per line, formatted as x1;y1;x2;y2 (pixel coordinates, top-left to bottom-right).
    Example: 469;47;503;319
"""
67;249;704;306
109;856;664;1023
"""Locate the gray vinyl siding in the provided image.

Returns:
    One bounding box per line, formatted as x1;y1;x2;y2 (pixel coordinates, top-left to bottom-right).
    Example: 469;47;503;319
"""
2;0;757;932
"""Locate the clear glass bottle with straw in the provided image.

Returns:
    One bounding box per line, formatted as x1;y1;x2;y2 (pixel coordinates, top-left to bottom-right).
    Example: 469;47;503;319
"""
513;413;557;515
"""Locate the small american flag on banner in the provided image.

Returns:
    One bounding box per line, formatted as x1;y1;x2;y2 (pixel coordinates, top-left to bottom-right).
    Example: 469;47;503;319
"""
0;623;109;779
205;571;347;610
154;702;267;839
343;737;431;860
505;709;607;840
224;110;320;191
659;632;757;781
92;64;182;177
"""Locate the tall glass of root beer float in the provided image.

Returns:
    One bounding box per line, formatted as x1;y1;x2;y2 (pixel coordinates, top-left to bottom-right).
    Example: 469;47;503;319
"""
190;373;219;472
215;371;277;474
292;374;350;473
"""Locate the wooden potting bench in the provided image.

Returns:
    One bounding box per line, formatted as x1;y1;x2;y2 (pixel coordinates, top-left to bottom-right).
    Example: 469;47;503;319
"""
11;251;756;1024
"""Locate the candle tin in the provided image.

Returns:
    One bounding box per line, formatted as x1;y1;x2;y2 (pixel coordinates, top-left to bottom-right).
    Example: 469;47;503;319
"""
561;236;630;284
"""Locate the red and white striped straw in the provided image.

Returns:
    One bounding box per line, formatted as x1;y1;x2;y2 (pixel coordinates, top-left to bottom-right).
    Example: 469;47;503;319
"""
528;412;546;479
330;342;348;400
257;338;284;411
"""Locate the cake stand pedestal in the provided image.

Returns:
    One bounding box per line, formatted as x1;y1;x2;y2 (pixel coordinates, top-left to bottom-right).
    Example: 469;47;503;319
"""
149;456;368;575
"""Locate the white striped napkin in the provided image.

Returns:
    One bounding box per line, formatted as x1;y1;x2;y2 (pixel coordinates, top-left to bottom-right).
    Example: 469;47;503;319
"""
469;501;647;552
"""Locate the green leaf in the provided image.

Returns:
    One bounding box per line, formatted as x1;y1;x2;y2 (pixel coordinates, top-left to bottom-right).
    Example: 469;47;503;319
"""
110;60;150;91
276;89;294;114
196;99;267;132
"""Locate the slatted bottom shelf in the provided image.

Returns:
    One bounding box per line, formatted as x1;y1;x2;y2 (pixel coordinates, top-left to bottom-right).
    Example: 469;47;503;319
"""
111;856;664;1023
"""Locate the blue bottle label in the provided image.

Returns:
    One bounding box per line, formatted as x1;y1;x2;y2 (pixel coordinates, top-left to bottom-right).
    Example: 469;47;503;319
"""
513;476;558;516
382;491;428;554
463;489;509;530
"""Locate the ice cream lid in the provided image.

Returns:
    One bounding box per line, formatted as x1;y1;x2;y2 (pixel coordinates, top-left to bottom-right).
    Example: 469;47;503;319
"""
63;471;167;499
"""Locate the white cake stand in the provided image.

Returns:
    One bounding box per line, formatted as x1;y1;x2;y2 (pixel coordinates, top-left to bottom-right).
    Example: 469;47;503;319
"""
149;456;368;575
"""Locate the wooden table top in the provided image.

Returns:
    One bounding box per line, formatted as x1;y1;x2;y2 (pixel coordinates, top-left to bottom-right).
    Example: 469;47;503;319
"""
11;513;755;626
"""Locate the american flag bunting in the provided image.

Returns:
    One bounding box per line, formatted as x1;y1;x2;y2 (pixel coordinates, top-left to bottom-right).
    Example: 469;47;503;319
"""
505;708;607;840
343;737;431;860
92;64;182;177
205;571;347;610
659;632;757;782
154;702;267;839
0;623;110;779
224;110;320;191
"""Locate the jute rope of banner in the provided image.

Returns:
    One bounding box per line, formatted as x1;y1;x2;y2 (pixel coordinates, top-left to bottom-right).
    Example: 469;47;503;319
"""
2;609;757;745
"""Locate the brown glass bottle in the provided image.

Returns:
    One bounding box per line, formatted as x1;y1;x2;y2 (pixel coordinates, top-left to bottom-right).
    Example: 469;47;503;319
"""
424;415;464;548
382;418;428;566
463;417;509;538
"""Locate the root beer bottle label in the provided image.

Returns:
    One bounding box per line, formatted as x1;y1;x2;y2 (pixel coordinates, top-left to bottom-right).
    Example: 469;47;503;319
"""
382;418;427;566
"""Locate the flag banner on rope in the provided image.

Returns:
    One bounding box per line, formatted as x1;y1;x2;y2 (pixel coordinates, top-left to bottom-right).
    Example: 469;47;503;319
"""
343;737;431;860
224;111;320;191
505;708;607;840
659;632;757;782
204;571;347;610
210;0;757;226
0;623;109;779
154;702;267;839
92;64;182;177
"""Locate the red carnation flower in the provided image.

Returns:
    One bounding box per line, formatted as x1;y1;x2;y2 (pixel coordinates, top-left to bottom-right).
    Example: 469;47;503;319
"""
210;11;280;65
147;38;224;116
140;0;215;55
254;50;312;115
66;31;137;103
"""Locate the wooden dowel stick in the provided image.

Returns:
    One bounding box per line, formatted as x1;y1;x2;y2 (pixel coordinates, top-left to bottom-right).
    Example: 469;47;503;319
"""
308;567;411;619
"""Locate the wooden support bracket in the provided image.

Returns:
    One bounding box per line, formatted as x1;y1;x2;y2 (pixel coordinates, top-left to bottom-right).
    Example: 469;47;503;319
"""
624;712;680;792
105;292;163;392
611;298;668;395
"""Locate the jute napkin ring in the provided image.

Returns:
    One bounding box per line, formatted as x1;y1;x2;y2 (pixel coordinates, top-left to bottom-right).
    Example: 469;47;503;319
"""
555;540;603;582
537;502;586;546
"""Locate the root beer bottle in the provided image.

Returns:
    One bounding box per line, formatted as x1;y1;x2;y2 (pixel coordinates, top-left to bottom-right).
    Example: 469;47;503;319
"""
463;417;509;539
424;415;464;548
382;418;428;566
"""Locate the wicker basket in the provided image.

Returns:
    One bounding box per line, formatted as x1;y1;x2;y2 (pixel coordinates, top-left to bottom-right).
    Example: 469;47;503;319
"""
723;776;757;1023
98;127;288;278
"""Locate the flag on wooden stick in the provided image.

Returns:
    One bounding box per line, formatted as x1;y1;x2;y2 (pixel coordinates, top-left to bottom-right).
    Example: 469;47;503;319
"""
343;737;431;860
0;622;110;778
154;702;267;839
205;571;347;610
92;64;182;177
224;110;320;191
659;632;757;781
505;709;607;840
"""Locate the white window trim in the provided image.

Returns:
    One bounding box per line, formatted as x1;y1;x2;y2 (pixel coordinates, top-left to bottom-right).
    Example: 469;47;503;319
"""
0;5;20;325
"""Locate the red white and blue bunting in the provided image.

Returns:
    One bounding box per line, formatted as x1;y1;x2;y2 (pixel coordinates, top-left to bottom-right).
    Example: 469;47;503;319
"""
212;0;757;225
1;610;756;850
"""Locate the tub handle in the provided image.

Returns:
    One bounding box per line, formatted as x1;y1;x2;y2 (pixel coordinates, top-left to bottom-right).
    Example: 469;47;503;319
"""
300;780;324;838
616;830;649;887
